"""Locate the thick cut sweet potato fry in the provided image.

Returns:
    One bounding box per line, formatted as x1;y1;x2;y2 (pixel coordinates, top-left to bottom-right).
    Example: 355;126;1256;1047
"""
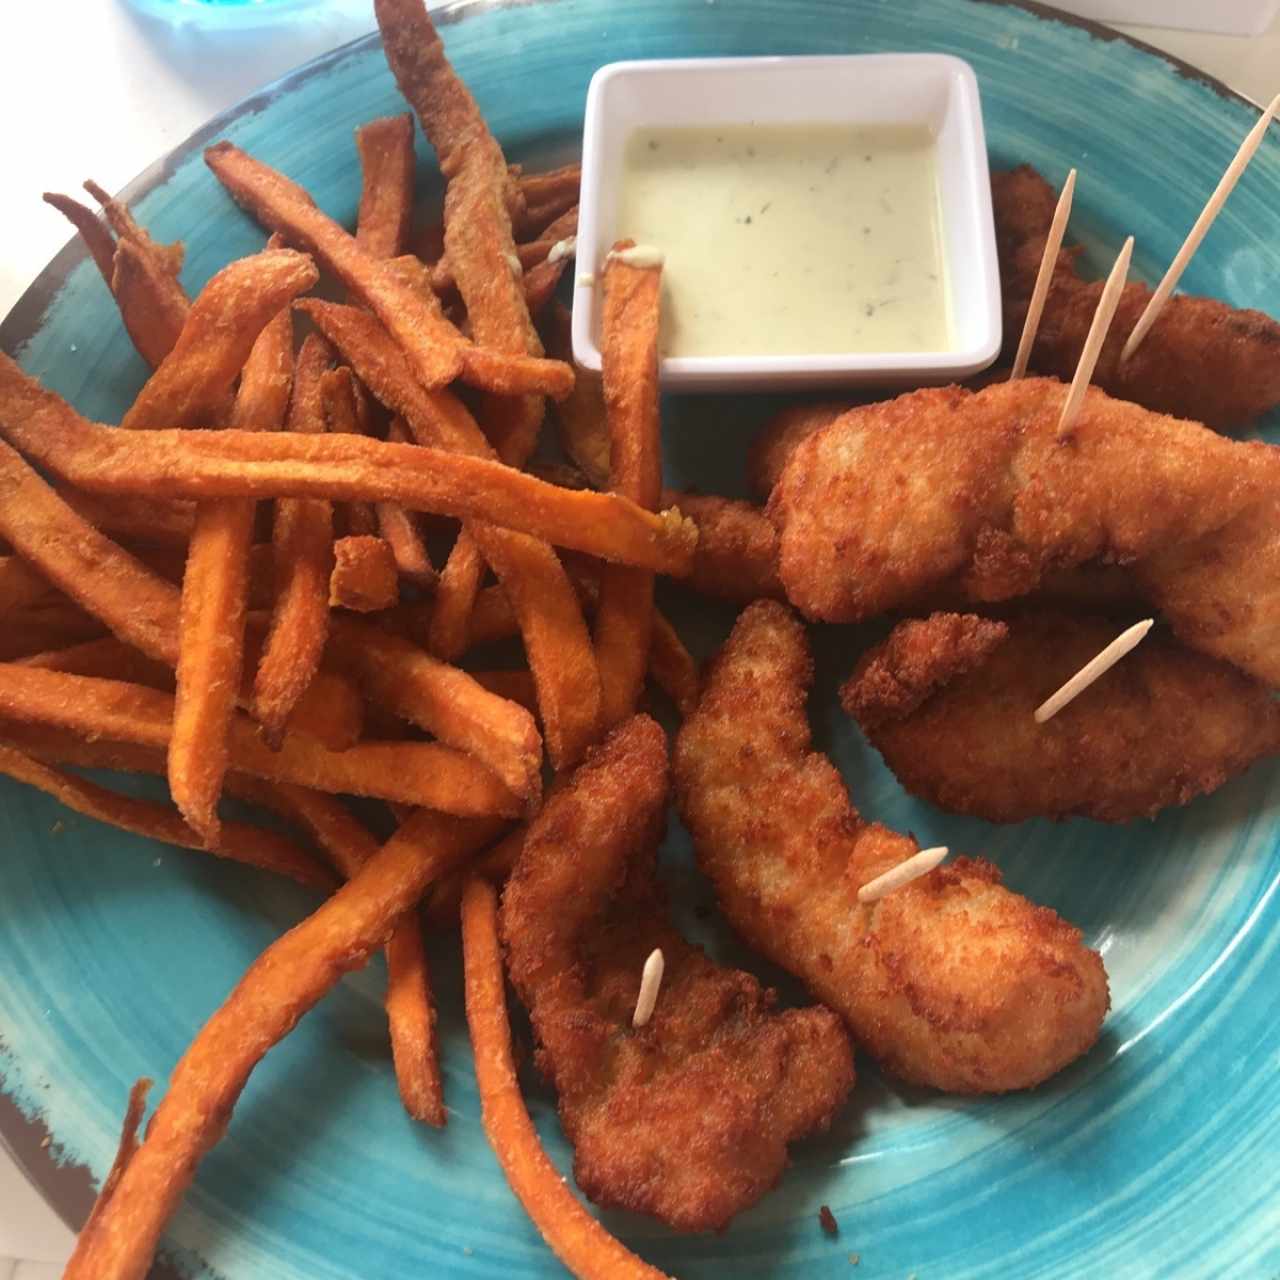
521;206;579;315
329;534;398;611
0;553;57;613
355;114;416;259
78;1080;151;1246
170;307;295;845
18;637;174;687
1;603;107;661
469;668;538;713
205;141;573;399
595;245;664;729
253;334;335;746
298;299;599;762
0;354;696;573
56;486;194;547
320;367;381;539
544;301;610;488
328;616;541;802
44;186;190;369
0;665;518;815
64;809;502;1280
514;162;580;215
0;744;333;889
376;419;438;586
271;786;449;1124
44;191;117;280
649;611;700;716
0;439;184;665
460;877;670;1280
121;249;316;430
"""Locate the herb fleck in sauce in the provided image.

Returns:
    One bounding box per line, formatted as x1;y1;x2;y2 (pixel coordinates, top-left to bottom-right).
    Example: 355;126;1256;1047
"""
617;122;951;357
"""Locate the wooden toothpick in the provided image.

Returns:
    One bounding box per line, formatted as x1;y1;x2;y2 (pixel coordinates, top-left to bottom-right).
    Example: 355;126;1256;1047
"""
857;847;948;905
1011;168;1077;380
1055;235;1133;438
1122;93;1280;364
1034;618;1154;724
632;948;665;1028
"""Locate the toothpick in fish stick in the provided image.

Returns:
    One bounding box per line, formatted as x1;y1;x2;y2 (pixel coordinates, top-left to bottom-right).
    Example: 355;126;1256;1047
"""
120;248;316;430
459;877;672;1280
169;299;293;845
1122;94;1280;364
1034;618;1154;724
1011;168;1076;380
252;333;336;747
0;664;522;816
631;948;665;1028
596;241;664;729
857;847;949;905
204;141;573;399
1055;235;1133;438
0;745;335;890
63;811;502;1280
0;355;698;575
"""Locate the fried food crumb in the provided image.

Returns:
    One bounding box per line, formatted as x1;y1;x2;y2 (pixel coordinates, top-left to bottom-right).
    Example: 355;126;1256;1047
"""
849;1254;860;1266
819;1204;839;1235
51;820;64;835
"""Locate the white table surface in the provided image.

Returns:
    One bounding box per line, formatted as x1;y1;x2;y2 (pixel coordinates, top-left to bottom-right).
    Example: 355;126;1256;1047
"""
0;1;1276;1272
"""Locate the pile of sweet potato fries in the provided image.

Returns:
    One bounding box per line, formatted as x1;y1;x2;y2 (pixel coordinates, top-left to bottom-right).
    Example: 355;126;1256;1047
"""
0;1;700;1275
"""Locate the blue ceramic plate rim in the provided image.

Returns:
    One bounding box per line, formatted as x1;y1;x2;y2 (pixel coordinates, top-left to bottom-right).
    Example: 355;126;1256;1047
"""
0;1;1273;1274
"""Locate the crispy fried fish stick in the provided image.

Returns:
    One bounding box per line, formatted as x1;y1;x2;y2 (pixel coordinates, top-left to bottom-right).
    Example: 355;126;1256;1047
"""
769;378;1280;685
121;248;316;430
170;307;294;845
502;715;854;1230
0;744;333;890
0;665;520;816
0;354;697;574
992;164;1280;430
674;601;1110;1093
595;246;663;729
843;609;1280;823
64;809;501;1280
660;489;782;603
252;334;335;746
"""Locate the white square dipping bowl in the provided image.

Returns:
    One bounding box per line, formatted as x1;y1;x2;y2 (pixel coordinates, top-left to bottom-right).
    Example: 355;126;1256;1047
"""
572;54;1002;392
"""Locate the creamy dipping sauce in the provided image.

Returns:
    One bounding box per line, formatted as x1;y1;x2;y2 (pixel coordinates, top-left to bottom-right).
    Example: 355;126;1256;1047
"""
615;123;951;358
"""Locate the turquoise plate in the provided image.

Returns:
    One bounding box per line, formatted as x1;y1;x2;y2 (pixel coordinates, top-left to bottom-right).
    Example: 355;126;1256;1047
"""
2;2;1279;1276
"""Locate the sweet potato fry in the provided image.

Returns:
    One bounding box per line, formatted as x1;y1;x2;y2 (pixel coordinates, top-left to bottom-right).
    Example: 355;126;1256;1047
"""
0;439;184;664
43;191;116;282
269;786;449;1124
55;486;194;547
253;334;335;746
0;665;519;815
169;306;294;845
205;141;572;399
543;301;610;488
45;185;190;369
469;668;538;713
328;616;541;802
0;744;333;889
427;823;526;925
78;1080;151;1246
19;636;174;688
64;808;502;1280
521;206;579;315
297;299;599;762
514;162;580;215
0;602;107;661
0;354;696;573
355;114;416;259
660;488;783;603
329;534;399;611
320;367;381;539
595;245;664;729
430;235;559;294
430;530;489;659
121;248;316;430
110;239;192;371
460;877;670;1280
376;420;438;586
649;611;700;716
0;554;57;614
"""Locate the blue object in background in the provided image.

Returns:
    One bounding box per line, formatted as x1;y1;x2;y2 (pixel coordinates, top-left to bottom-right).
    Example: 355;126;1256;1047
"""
2;1;1280;1277
123;0;328;27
